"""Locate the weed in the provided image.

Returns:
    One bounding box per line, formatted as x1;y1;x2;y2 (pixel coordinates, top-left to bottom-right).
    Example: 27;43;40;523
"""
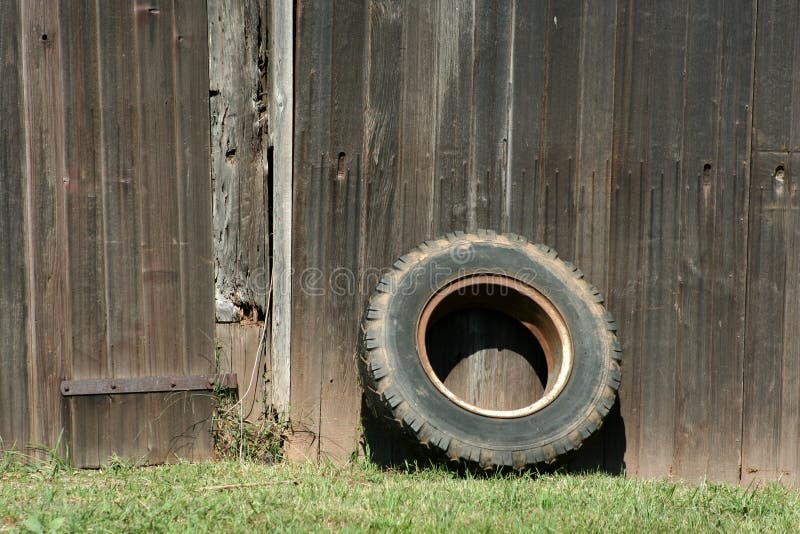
212;386;288;463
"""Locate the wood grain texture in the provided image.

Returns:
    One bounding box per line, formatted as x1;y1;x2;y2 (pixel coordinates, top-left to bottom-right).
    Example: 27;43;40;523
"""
209;0;269;322
433;0;475;232
777;152;800;483
506;0;547;240
0;0;30;450
90;0;145;466
59;0;107;468
172;0;214;378
742;152;789;484
673;0;754;482
21;0;72;455
751;0;800;152
171;0;215;462
609;0;687;478
537;1;581;255
317;0;369;462
289;0;335;460
741;0;800;485
470;0;513;231
269;0;294;414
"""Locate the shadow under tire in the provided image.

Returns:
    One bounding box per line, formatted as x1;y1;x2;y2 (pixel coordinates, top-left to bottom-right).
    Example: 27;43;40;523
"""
358;231;622;469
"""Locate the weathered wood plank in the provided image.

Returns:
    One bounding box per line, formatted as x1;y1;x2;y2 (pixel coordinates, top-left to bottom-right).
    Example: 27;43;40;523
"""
398;0;437;243
171;0;215;461
209;0;269;323
673;0;724;481
507;0;547;240
133;0;182;377
131;0;189;464
92;0;146;465
673;0;754;483
21;0;72;455
537;1;581;255
751;0;800;152
608;0;687;478
173;0;215;378
0;0;30;450
777;152;800;483
58;0;108;469
573;0;617;290
470;0;512;230
288;0;334;460
742;151;789;484
317;0;369;462
269;0;294;414
432;0;474;232
358;0;406;463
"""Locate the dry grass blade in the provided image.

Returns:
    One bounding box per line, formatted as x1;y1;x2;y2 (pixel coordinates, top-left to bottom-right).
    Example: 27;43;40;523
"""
196;480;298;491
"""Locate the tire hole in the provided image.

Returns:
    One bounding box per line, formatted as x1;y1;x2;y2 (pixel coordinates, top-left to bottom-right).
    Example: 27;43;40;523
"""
418;277;569;416
426;308;547;411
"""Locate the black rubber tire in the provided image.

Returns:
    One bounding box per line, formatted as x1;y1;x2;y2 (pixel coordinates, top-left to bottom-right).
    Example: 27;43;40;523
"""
357;230;621;469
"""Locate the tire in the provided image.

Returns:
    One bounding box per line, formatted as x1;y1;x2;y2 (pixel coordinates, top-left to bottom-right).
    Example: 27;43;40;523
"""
357;230;621;469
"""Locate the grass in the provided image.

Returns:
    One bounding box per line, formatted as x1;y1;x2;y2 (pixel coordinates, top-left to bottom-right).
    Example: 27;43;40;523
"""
2;455;800;533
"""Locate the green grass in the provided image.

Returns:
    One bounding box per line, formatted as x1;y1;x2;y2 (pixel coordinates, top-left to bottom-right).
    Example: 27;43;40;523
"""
2;455;799;533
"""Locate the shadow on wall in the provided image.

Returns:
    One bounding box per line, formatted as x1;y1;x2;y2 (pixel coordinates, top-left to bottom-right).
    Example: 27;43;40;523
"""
360;394;627;476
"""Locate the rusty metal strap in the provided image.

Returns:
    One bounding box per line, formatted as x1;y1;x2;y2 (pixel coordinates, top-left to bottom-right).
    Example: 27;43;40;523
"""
60;374;238;396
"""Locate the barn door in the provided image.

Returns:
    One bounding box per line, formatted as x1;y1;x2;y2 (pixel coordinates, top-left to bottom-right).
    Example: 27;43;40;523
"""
61;1;217;467
0;0;218;468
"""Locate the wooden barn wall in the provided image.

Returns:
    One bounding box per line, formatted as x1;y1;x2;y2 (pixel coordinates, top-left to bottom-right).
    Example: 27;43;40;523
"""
0;0;214;466
290;0;800;483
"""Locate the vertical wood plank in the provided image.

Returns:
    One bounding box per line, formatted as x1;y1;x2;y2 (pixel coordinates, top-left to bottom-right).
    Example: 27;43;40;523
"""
134;0;181;377
609;0;688;478
0;0;31;450
750;0;800;152
398;0;437;243
317;0;369;462
470;0;512;230
269;0;294;414
742;151;789;483
216;323;268;421
741;0;800;486
507;0;547;240
573;0;617;290
21;0;71;455
94;0;147;465
171;0;215;461
172;0;214;377
777;153;800;483
359;0;406;463
288;0;334;460
432;0;474;232
58;0;108;469
538;1;581;255
673;0;754;483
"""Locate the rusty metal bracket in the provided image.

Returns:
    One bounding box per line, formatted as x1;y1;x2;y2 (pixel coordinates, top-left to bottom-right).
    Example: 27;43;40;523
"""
60;374;238;396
